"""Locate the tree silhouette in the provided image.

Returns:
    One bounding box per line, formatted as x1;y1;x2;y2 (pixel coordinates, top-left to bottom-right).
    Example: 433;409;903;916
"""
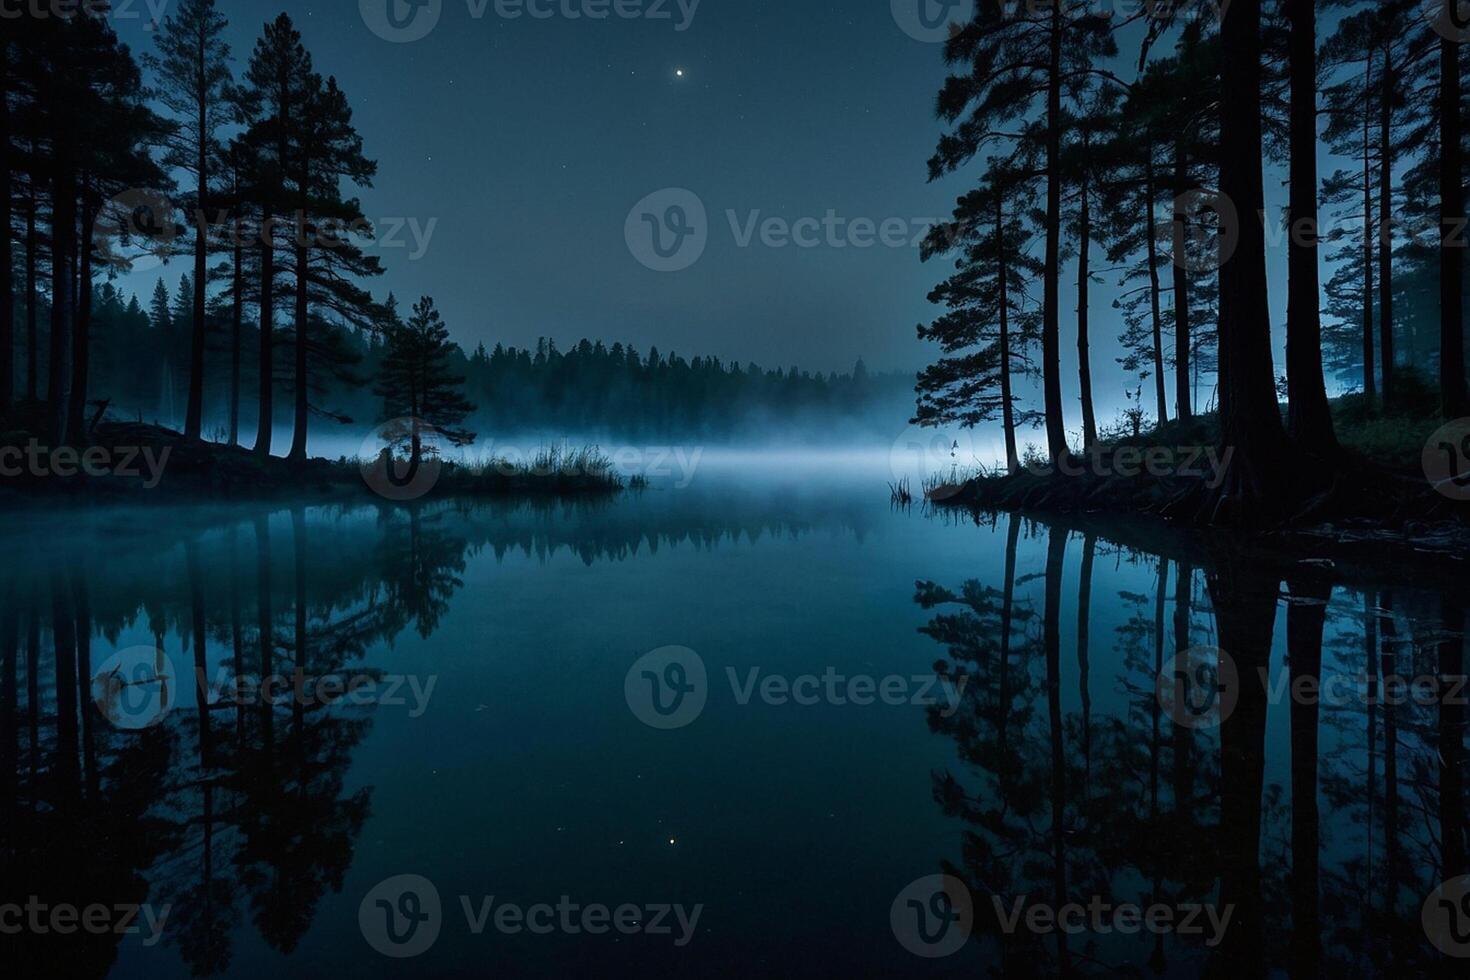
0;31;13;417
282;68;383;462
237;14;313;458
145;0;233;443
916;161;1042;473
1283;0;1338;453
927;0;1117;461
1434;1;1466;417
375;295;477;472
1208;0;1293;516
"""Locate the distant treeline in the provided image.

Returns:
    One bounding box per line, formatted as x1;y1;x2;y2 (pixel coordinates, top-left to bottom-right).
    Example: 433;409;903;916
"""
11;278;908;442
459;337;906;439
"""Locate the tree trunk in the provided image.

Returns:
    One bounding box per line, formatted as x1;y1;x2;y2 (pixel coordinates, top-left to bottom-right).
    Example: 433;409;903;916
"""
66;203;96;442
70;571;96;800
1379;53;1396;411
0;607;15;820
254;513;274;748
1441;24;1467;417
1172;145;1192;420
1285;0;1337;454
1212;0;1289;519
1361;68;1377;405
1041;4;1068;462
288;234;310;463
47;165;76;446
25;184;37;403
229;526;246;739
1208;558;1278;979
1077;533;1095;776
1286;568;1329;980
1043;525;1071;975
230;203;243;446
25;607;37;794
1379;591;1400;920
998;512;1018;750
1171;562;1193;812
0;39;12;416
997;196;1019;474
1363;591;1378;899
1439;598;1467;880
186;540;211;765
254;226;275;457
1145;154;1170;428
50;574;78;798
185;86;208;443
292;507;308;734
1077;175;1097;448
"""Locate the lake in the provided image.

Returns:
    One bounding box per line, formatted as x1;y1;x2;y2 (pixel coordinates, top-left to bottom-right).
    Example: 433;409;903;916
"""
3;462;1467;977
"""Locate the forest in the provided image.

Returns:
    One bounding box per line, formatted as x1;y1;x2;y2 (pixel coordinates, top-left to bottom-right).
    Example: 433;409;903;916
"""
2;0;1469;520
1;2;907;492
913;0;1468;525
58;277;905;443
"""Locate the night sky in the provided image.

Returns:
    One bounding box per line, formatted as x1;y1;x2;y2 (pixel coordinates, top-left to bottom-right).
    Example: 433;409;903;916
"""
109;0;1306;427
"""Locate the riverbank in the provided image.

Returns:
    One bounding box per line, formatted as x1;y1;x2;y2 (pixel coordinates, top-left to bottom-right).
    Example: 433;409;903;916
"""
926;403;1470;568
0;420;629;503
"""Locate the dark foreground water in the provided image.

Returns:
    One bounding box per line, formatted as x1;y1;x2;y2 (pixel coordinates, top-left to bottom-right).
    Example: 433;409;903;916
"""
2;467;1468;978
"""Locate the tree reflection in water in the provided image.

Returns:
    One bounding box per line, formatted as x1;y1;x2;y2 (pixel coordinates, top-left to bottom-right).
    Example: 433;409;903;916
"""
915;513;1470;976
0;496;832;977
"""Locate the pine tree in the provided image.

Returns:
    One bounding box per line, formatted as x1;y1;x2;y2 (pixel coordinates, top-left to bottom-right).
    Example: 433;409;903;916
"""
1215;0;1292;515
149;279;173;333
1283;0;1337;453
928;0;1117;461
916;163;1042;474
238;13;314;457
1320;9;1385;401
374;296;476;470
1061;82;1119;447
283;71;384;461
145;0;232;442
1101;27;1219;429
0;31;13;416
1434;0;1466;416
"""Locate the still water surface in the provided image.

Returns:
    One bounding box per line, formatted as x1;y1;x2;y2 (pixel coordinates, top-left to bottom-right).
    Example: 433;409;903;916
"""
3;465;1467;977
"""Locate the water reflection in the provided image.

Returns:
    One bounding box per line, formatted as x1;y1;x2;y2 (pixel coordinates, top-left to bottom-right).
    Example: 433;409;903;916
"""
0;495;845;977
2;490;1466;976
915;513;1469;976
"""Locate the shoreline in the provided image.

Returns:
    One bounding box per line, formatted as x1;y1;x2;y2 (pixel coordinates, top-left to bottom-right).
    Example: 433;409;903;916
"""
925;459;1470;573
0;422;629;505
